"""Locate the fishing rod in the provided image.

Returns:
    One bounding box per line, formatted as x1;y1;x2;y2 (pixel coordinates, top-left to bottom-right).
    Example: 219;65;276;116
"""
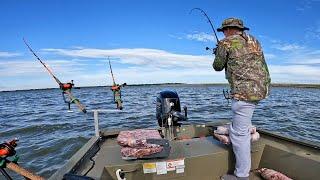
108;57;116;86
108;57;126;110
190;9;232;103
190;8;220;54
23;38;62;85
23;38;87;113
190;8;219;44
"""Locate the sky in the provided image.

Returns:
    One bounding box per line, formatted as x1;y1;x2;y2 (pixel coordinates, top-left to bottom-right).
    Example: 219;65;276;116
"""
0;0;320;91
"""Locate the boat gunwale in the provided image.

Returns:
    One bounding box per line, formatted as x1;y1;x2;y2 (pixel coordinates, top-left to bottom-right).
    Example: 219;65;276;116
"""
49;136;100;180
257;128;320;150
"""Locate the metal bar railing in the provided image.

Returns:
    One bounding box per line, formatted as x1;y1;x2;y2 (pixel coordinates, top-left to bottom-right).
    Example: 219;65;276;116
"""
90;109;123;137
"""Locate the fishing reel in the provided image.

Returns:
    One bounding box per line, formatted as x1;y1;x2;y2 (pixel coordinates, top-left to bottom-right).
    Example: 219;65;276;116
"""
0;138;18;158
0;138;44;180
206;46;217;55
0;138;19;173
111;83;127;91
60;80;74;91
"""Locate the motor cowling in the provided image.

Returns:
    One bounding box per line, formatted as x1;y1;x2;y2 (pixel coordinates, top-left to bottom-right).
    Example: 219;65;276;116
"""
156;90;187;127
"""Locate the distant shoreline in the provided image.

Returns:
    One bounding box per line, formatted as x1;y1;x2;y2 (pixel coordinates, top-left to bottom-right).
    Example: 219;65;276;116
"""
1;83;319;92
270;83;320;88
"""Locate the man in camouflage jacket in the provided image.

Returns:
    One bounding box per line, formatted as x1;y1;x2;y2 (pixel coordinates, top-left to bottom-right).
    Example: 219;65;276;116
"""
213;18;271;180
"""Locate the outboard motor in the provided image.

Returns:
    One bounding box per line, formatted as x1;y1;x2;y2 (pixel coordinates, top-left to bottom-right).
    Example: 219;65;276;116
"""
156;90;187;127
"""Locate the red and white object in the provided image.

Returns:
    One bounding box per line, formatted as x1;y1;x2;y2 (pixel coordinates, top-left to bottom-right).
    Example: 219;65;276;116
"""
257;168;293;180
213;125;260;145
117;129;162;147
117;129;164;158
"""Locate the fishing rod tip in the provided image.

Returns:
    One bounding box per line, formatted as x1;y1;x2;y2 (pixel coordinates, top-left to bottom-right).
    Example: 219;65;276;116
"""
189;8;198;14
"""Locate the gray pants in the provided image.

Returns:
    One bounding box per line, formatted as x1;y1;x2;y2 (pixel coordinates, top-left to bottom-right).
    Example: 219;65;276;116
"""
229;100;256;178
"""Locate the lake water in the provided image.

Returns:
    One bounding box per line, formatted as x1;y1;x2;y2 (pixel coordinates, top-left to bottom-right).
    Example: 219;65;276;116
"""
0;85;319;178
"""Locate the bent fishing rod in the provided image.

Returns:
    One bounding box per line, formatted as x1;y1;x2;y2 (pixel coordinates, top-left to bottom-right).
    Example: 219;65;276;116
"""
190;8;220;53
190;8;219;43
23;38;87;113
190;9;232;102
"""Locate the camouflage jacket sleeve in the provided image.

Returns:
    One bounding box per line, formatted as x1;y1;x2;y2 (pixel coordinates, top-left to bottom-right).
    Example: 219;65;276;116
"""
213;41;228;71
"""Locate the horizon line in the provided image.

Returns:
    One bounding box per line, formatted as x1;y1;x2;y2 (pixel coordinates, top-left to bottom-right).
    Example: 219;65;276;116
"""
1;82;320;92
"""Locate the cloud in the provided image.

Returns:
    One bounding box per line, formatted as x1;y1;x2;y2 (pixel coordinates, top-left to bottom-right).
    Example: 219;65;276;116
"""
305;22;320;40
274;44;304;51
2;44;320;91
77;66;224;86
0;59;87;77
281;46;320;66
260;36;320;83
0;48;219;90
42;48;212;69
43;47;320;82
264;53;276;60
289;58;320;66
185;33;305;53
0;51;21;58
296;0;320;11
259;35;307;52
186;32;216;42
259;35;320;64
170;32;224;42
264;37;320;71
271;42;305;51
168;34;183;40
270;65;320;78
269;64;320;83
0;58;102;91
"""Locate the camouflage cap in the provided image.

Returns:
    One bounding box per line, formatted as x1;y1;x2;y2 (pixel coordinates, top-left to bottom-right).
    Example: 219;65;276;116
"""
217;18;249;32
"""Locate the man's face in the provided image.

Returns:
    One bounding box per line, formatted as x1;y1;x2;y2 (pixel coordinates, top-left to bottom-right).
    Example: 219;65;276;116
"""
222;27;241;37
222;28;231;37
